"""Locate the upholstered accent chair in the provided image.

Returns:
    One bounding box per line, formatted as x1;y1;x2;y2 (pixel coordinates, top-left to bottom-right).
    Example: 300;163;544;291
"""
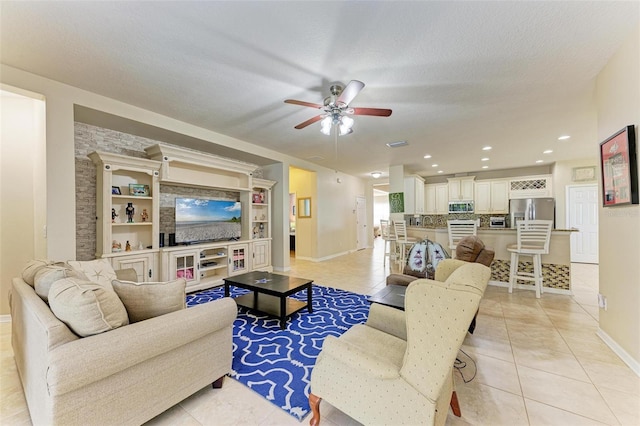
309;261;491;426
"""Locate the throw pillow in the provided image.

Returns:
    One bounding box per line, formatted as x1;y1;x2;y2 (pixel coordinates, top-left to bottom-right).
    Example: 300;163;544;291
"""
34;265;83;302
112;278;186;323
22;259;55;286
403;239;450;280
67;258;117;290
48;277;129;337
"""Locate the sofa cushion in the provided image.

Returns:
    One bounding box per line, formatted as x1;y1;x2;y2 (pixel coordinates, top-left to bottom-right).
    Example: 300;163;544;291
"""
112;278;186;323
68;259;117;289
48;277;129;337
34;265;83;302
22;259;56;287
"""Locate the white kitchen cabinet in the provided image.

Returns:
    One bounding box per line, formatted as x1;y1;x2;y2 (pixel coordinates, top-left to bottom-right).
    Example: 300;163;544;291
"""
404;175;425;214
509;175;553;199
448;177;475;201
425;183;449;214
474;179;509;214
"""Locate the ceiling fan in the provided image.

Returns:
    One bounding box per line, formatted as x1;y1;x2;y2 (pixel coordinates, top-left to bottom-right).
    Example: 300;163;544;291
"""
284;80;392;136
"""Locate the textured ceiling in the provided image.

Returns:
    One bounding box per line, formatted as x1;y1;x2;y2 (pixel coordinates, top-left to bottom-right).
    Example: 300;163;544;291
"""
2;1;638;180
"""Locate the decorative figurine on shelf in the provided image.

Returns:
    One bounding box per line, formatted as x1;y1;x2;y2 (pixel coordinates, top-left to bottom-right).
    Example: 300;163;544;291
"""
260;191;265;203
138;241;144;250
259;223;265;238
253;225;259;239
125;240;131;252
112;240;122;252
112;208;118;223
140;208;149;222
125;202;135;223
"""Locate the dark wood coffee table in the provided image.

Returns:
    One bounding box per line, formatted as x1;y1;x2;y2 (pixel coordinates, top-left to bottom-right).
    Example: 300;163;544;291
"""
367;284;406;310
223;271;313;329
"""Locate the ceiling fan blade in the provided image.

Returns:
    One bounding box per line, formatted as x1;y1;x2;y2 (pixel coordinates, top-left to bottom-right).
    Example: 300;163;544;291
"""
336;80;365;106
294;115;324;129
284;99;324;109
351;107;393;117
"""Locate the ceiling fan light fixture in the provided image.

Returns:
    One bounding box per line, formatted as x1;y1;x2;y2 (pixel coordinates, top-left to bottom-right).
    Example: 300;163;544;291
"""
320;116;332;135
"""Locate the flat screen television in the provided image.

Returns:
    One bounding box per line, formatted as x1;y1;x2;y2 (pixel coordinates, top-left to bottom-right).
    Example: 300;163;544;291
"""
175;197;241;244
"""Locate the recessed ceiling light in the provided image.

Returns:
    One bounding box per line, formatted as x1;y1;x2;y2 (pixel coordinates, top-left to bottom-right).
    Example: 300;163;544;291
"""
370;171;382;179
482;166;489;169
432;164;438;167
536;160;544;163
543;149;553;154
558;135;570;140
423;154;432;159
437;170;443;174
482;146;492;151
481;158;489;161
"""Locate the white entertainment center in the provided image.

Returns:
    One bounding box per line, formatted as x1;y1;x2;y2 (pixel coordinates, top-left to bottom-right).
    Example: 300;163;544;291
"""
90;144;275;292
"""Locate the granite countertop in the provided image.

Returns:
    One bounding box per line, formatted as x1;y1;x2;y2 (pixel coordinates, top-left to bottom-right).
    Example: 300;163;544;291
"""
407;226;577;232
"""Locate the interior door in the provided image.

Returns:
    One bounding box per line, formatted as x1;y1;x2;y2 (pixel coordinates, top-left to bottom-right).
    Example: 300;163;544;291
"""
567;185;598;263
356;196;367;250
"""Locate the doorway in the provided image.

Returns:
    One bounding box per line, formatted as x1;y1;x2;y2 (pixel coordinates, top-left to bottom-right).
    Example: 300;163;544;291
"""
566;184;599;264
356;196;367;250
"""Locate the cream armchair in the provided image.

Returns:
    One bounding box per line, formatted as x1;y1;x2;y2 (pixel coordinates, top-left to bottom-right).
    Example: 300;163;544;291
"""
309;261;490;426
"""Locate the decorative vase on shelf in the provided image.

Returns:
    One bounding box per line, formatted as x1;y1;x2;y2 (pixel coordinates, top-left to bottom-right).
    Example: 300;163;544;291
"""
125;240;131;251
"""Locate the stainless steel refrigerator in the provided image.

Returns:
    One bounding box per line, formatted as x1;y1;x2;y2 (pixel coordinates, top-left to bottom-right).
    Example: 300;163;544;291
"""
509;198;555;228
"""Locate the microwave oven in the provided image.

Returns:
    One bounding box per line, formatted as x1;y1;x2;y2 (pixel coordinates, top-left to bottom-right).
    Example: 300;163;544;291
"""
448;201;474;214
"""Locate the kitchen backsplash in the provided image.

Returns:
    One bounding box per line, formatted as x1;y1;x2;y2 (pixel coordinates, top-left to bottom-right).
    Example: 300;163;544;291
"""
404;214;507;228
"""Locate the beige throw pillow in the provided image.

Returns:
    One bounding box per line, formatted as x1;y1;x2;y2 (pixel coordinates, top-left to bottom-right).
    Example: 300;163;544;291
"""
68;258;117;289
112;278;186;323
49;277;129;337
22;259;56;286
34;265;83;302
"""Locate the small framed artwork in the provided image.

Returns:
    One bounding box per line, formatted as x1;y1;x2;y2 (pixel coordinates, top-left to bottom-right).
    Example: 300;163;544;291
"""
599;125;638;207
129;184;150;197
252;193;262;203
111;186;122;195
572;166;596;182
389;192;405;213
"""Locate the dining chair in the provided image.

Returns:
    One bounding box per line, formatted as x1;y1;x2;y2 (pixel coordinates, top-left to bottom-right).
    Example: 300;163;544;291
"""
380;219;396;268
447;220;478;256
507;220;553;298
393;220;418;269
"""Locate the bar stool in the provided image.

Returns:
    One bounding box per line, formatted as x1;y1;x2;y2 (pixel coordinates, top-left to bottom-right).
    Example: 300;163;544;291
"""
447;220;477;257
507;220;553;298
393;220;418;269
380;219;396;268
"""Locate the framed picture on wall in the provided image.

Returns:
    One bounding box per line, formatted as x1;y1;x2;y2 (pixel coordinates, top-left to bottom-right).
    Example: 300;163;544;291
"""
599;125;638;207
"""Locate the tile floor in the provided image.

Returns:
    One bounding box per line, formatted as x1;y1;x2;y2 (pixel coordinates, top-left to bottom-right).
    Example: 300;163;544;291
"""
1;239;638;425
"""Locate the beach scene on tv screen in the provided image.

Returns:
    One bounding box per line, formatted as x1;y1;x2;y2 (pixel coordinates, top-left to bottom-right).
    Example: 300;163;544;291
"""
175;198;241;243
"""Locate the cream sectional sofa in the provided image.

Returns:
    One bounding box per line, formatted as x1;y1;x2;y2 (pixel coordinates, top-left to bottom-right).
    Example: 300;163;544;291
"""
10;267;237;425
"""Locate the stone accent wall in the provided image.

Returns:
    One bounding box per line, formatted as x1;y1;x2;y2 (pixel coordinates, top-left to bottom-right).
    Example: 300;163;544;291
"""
74;122;262;260
490;259;570;290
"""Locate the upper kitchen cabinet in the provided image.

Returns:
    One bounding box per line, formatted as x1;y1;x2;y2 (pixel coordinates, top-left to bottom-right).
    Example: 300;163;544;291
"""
404;175;425;214
509;175;553;199
474;179;509;214
424;183;449;214
448;176;475;201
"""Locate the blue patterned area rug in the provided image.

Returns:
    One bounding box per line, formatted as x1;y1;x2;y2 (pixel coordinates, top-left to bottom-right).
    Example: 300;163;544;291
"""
186;285;369;421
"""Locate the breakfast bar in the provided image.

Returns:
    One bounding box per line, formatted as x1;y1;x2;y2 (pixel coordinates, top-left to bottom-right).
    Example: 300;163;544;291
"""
407;226;574;293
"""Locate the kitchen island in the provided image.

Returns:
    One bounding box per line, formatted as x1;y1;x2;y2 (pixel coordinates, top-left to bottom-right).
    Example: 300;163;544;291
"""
407;226;574;293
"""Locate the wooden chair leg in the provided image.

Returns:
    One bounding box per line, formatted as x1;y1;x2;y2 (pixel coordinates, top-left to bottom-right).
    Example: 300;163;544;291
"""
450;391;462;417
309;393;321;426
212;376;224;389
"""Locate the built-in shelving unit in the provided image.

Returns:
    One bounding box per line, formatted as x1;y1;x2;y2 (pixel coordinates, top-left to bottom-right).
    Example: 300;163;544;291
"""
89;151;162;281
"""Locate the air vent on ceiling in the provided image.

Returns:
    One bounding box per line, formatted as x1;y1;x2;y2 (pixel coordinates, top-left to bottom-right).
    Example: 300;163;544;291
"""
307;155;325;161
386;140;408;148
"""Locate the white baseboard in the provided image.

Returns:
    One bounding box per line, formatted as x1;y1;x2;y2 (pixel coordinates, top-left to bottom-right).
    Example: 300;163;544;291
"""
488;280;573;296
295;251;351;263
597;328;640;377
0;315;11;323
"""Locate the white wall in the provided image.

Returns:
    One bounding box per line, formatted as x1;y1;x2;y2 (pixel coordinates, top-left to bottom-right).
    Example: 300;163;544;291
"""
0;89;46;315
595;25;640;370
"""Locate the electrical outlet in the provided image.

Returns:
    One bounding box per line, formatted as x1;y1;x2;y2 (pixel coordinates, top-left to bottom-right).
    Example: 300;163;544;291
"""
598;293;608;311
